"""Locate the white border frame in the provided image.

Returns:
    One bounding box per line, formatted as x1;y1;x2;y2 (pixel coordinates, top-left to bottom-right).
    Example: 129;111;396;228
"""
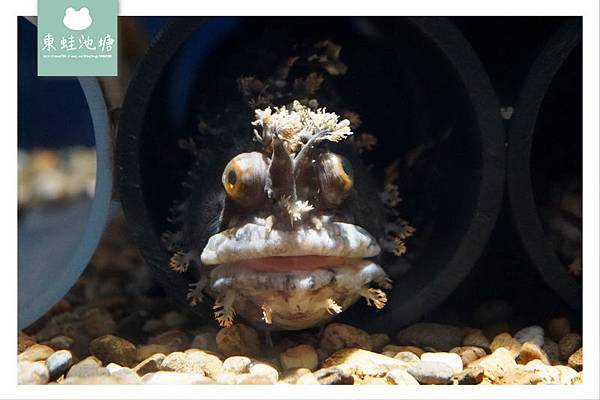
3;1;598;399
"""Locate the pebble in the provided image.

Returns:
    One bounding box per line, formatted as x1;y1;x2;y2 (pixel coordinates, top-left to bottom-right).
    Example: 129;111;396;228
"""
60;376;122;384
518;341;550;365
542;338;561;365
322;348;409;377
463;330;491;352
66;361;109;379
223;356;252;374
89;334;137;367
235;374;274;385
313;366;354;385
514;325;545;347
133;353;165;376
136;344;171;362
396;323;463;352
361;376;390;385
46;335;74;351
555;365;579;384
18;344;54;362
214;371;237;384
456;365;484;385
18;332;37;354
185;349;223;377
190;332;218;353
567;347;582;371
216;324;260;357
386;368;419;385
82;308;117;337
45;349;73;380
160;352;205;375
421;352;463;374
470;348;517;384
548;317;570;342
249;363;279;384
369;333;391;352
394;351;420;364
319;323;372;354
559;333;582;361
280;344;319;371
18;361;50;385
449;346;487;366
295;372;319;384
522;359;560;384
382;345;424;357
406;361;454;385
280;368;314;384
490;333;521;358
141;371;214;384
105;363;141;384
148;330;190;353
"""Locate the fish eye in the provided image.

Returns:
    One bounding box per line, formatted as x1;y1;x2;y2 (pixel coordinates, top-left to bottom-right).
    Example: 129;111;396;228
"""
222;152;268;206
316;152;354;206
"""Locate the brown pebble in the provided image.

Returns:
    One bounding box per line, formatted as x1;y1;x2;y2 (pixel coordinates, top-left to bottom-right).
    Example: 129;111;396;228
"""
89;334;137;367
450;346;487;366
216;324;261;357
567;347;582;371
133;353;165;376
369;333;391;352
394;351;420;364
490;333;521;358
147;330;190;353
313;366;354;385
382;345;424;357
319;323;371;354
456;365;484;385
45;335;74;351
542;338;561;365
136;344;171;362
559;333;582;361
280;344;319;371
548;317;570;342
518;342;550;365
463;330;491;353
396;323;463;352
18;344;55;362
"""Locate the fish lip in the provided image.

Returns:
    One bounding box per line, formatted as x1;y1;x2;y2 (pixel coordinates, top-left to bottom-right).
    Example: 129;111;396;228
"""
200;221;381;265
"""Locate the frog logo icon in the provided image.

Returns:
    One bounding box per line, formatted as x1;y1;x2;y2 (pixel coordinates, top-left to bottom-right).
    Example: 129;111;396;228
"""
63;7;93;31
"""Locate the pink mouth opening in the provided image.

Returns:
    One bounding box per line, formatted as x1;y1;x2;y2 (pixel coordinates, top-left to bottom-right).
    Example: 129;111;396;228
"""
228;255;347;272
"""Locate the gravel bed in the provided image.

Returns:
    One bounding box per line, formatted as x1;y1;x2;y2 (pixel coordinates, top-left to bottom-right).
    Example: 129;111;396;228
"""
17;217;583;385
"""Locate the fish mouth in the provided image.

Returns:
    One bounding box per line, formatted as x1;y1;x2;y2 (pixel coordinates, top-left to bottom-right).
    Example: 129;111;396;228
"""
199;219;389;330
200;220;381;266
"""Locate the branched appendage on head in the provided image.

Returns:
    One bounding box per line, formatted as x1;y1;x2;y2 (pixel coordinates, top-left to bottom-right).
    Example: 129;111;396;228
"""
213;290;237;328
360;287;388;309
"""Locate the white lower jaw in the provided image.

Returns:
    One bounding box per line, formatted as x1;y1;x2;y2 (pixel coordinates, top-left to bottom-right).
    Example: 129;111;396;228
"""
207;259;390;330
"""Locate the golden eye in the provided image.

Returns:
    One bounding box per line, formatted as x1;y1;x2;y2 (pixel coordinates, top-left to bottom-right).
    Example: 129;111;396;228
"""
222;152;268;206
316;152;354;206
